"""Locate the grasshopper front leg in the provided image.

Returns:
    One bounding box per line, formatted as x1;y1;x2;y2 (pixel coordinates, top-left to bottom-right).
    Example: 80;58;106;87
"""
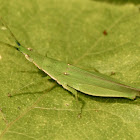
62;84;85;117
62;84;78;100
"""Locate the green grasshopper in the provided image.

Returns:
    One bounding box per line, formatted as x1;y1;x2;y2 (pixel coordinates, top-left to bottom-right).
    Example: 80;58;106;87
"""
0;18;140;100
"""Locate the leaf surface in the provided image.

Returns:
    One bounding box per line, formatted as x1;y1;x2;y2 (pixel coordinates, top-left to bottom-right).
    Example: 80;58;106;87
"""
0;0;140;139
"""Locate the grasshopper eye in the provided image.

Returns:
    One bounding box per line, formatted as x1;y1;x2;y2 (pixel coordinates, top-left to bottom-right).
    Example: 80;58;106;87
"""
24;54;33;62
64;72;68;75
27;48;33;51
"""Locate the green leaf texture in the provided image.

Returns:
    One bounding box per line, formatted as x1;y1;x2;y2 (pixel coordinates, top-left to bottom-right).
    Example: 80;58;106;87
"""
0;0;140;139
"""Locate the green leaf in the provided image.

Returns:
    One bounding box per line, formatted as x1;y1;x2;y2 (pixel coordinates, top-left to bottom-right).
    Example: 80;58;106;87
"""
0;0;140;139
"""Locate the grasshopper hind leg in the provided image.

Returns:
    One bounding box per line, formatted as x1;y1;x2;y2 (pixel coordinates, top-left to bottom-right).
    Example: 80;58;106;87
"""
62;84;78;100
62;84;85;117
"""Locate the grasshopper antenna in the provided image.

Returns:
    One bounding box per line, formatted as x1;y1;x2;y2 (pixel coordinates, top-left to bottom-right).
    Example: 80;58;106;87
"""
0;17;21;48
0;40;17;49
